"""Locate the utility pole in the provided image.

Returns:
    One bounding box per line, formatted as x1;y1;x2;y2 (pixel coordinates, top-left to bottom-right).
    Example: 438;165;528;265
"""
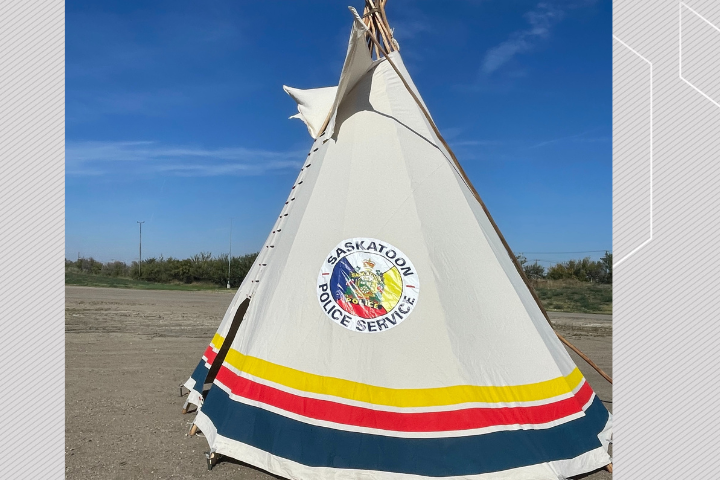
137;221;145;277
227;218;232;289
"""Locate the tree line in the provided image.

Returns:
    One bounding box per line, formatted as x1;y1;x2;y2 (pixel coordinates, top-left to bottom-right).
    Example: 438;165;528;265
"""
66;252;258;287
66;250;612;287
517;252;612;283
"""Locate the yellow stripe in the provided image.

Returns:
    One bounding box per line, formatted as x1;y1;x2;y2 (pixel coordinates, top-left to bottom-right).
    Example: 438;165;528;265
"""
381;267;403;312
223;348;584;407
211;333;224;350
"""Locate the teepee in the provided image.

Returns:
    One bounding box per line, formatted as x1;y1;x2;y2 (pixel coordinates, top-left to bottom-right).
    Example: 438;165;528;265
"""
181;3;612;478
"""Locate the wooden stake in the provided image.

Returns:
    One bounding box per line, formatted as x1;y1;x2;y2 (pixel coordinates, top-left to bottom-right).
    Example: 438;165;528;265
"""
188;424;198;436
606;463;613;473
206;451;221;470
348;6;613;385
182;397;198;414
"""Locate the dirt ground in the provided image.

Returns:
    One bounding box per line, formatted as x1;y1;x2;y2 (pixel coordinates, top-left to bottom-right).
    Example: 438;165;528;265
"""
65;286;612;479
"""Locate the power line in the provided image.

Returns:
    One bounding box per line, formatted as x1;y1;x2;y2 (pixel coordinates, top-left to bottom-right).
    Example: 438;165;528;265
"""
227;218;232;289
137;221;145;276
521;250;610;254
528;259;569;264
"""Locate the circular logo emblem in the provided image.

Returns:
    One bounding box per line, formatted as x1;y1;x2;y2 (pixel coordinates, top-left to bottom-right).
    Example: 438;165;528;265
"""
317;238;420;333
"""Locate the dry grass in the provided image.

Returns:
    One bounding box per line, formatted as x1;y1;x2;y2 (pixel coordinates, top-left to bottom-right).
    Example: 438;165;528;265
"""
65;271;227;291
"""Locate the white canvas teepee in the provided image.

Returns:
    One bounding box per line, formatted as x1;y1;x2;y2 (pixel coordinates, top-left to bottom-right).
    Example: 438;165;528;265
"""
182;5;612;479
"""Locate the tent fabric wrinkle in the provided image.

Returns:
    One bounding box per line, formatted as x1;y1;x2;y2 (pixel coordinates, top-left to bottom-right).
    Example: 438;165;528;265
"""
181;11;612;480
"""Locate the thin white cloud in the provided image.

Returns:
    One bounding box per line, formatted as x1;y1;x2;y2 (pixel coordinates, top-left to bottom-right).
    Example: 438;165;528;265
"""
482;3;565;74
66;140;304;177
66;81;259;124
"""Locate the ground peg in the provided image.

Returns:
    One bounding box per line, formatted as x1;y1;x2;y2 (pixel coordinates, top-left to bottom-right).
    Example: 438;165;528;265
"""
188;424;198;436
206;451;221;470
182;399;197;415
606;463;613;473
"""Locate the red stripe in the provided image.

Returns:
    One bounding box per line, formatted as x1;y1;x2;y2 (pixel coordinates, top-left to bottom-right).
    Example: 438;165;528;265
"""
337;296;388;319
215;366;594;433
203;345;217;365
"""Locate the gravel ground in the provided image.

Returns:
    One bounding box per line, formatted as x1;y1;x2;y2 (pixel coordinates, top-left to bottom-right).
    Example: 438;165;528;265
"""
66;286;612;479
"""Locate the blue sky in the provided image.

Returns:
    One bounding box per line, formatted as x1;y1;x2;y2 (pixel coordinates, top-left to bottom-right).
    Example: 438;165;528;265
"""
66;0;611;268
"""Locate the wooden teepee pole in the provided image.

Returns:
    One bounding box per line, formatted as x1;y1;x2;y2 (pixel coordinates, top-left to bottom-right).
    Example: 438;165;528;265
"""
372;16;384;55
348;6;613;385
367;0;394;54
377;0;395;47
557;333;613;384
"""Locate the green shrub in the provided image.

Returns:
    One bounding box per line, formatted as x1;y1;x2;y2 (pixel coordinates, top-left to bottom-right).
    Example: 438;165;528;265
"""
67;252;259;287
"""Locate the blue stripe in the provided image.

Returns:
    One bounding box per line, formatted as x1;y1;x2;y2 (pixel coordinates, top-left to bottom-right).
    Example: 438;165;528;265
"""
189;359;209;392
329;256;354;302
202;386;609;477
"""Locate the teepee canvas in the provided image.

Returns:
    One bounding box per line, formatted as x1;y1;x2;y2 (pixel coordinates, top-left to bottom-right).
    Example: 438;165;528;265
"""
181;4;612;479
